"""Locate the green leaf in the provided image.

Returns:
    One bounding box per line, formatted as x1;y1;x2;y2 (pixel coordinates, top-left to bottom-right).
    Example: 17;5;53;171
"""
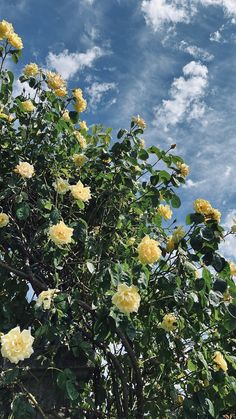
212;254;226;273
117;128;127;139
171;194;181;208
205;399;215;417
66;380;79;401
138;149;149;160
69;111;79;123
15;202;30;220
209;290;221;307
76;199;85;210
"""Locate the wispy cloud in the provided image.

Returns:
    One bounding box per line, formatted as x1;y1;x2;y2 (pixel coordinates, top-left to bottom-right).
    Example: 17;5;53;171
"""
46;46;105;80
153;60;208;130
179;40;214;61
141;0;236;33
86;82;118;109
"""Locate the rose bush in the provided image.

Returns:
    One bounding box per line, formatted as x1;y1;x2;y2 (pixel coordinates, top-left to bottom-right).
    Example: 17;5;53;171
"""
0;20;236;418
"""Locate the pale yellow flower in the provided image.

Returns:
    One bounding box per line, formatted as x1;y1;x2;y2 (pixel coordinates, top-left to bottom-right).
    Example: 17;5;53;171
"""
229;261;236;276
194;199;212;215
36;289;59;310
194;270;199;279
72;154;87;167
73;88;83;100
62;110;70;122
49;221;73;246
127;237;135;246
21;100;35;112
0;20;13;39
70;181;91;202
231;222;236;233
0;112;13;122
166;236;175;253
177;162;189;177
205;208;221;224
213;351;228;372
132;115;146;129
112;284;140;315
161;313;177;332
74;131;87;149
23;63;39;77
54;87;67;97
158;204;172;220
47;71;66;91
1;326;34;364
0;213;9;228
79;120;88;131
52;178;70;195
8;32;23;50
139;139;145;149
14;162;35;179
172;226;185;244
74;98;87;113
138;235;161;264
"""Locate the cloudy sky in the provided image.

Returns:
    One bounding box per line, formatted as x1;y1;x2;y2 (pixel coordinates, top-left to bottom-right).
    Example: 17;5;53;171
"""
2;0;236;256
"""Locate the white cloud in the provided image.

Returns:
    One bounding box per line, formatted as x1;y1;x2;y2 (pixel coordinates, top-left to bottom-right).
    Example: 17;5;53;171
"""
141;0;191;31
219;210;236;261
86;82;118;109
200;0;236;17
183;179;206;188
141;0;236;32
179;40;214;61
153;61;208;130
46;46;105;80
210;30;223;42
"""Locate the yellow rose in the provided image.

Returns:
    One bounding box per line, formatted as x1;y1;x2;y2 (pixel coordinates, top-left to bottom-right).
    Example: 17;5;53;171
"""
0;20;13;39
112;284;141;315
213;351;228;372
73;88;84;100
52;178;70;195
49;221;73;246
54;87;67;97
166;236;175;253
138;235;161;264
23;63;39;77
21;100;35;112
70;181;91;202
1;326;34;364
79;120;88;131
229;261;236;276
172;226;185;244
14;162;35;178
74;131;87;149
205;208;221;224
72;154;87;167
35;289;59;310
74;98;87;113
0;112;14;122
161;313;177;332
62;110;70;122
194;199;212;215
127;237;135;246
177;162;189;177
177;395;184;404
47;71;66;91
158;204;172;220
139;139;145;148
132;115;146;129
0;213;9;228
8;32;23;50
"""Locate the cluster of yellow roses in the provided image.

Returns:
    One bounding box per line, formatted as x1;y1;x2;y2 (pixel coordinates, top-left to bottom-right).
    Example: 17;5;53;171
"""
0;20;23;50
194;198;221;223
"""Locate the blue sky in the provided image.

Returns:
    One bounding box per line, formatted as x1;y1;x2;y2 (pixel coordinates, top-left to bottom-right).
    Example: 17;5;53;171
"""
2;0;236;258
